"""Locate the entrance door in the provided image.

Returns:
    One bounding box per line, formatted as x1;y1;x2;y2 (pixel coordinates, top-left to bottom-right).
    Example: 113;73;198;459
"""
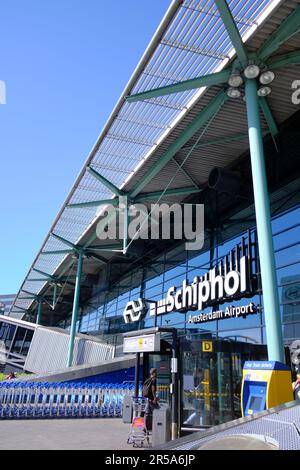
181;350;237;427
181;339;267;429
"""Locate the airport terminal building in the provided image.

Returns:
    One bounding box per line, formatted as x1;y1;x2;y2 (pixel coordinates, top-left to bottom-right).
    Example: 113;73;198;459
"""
3;0;300;432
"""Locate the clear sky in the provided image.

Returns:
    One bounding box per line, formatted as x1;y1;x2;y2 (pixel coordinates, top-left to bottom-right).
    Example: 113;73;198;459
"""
0;0;171;294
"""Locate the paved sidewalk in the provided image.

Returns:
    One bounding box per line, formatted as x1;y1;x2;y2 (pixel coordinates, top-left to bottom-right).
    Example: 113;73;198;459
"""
0;418;143;450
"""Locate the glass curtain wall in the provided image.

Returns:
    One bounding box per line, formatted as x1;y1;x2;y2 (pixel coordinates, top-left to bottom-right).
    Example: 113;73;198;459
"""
63;206;300;349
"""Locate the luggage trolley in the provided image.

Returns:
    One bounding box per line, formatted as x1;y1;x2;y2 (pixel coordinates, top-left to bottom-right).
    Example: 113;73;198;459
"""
127;397;150;448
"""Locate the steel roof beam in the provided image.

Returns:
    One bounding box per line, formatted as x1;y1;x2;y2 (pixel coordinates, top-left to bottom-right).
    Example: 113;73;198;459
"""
59;275;77;280
87;244;123;252
257;5;300;61
172;157;199;188
67;195;174;208
57;259;78;280
87;252;108;264
259;97;279;138
32;268;54;280
31;269;77;281
126;69;230;102
87;166;124;197
17;297;36;300
82;208;120;250
41;249;74;255
181;132;248;152
130;90;227;198
20;289;38;298
13;306;28;312
135;186;201;202
20;291;51;302
51;233;79;251
67;198;119;209
214;0;248;65
267;50;300;70
27;279;74;288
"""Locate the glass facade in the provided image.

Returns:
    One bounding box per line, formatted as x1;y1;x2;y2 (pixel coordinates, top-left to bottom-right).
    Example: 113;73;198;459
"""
59;205;300;351
56;205;300;429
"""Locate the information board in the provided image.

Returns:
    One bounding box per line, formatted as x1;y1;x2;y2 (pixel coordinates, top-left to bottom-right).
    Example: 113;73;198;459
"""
123;333;161;353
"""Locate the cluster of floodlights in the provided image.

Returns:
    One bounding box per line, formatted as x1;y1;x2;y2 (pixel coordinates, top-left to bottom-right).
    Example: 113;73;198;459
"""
227;64;275;99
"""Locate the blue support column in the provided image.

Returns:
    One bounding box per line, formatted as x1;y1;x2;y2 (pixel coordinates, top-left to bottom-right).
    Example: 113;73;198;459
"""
36;300;42;325
67;251;83;367
245;78;285;363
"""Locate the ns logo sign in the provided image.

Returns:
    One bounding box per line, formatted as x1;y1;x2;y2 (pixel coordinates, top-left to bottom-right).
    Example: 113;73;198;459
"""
123;298;148;324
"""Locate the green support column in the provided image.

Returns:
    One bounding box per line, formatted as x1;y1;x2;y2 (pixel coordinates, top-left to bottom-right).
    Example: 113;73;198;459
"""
122;196;128;255
53;283;58;309
67;251;83;368
245;78;285;363
36;300;42;325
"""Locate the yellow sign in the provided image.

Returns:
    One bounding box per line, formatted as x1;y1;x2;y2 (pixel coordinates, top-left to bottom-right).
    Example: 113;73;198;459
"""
202;341;213;352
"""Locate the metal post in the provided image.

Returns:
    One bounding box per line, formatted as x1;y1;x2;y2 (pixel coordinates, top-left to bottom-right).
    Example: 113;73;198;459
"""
36;300;42;325
171;330;178;440
217;352;223;423
142;352;149;384
228;353;235;420
67;250;83;368
245;78;285;363
134;353;140;397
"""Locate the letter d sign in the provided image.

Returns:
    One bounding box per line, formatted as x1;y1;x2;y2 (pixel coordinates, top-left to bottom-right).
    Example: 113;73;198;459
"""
202;341;213;352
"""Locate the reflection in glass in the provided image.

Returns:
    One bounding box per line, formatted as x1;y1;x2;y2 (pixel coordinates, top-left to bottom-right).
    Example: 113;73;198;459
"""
11;327;27;354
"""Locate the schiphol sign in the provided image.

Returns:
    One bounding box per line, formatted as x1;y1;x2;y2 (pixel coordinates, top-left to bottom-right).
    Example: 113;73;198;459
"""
188;301;258;324
123;239;258;325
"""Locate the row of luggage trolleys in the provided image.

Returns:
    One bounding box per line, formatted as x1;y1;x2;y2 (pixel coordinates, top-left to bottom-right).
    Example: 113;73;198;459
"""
0;381;140;419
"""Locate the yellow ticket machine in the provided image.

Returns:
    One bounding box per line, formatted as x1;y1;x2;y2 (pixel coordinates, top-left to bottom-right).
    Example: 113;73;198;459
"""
241;361;293;417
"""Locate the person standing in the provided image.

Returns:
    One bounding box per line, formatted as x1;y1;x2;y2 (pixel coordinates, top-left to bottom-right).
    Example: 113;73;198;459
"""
142;368;159;430
184;367;205;426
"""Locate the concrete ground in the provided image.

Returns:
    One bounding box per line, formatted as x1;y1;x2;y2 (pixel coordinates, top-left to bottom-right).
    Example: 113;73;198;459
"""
0;418;147;450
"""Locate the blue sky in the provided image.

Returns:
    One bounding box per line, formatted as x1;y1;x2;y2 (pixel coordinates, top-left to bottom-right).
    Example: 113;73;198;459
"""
0;0;171;294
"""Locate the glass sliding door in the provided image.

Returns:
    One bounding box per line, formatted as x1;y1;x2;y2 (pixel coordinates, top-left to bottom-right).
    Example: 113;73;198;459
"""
180;338;267;429
181;348;235;427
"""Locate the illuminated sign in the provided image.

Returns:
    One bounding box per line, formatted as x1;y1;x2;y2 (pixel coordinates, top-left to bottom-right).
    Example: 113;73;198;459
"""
148;255;250;317
123;333;160;353
202;341;213;352
123;298;147;324
123;233;258;325
188;301;258;324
